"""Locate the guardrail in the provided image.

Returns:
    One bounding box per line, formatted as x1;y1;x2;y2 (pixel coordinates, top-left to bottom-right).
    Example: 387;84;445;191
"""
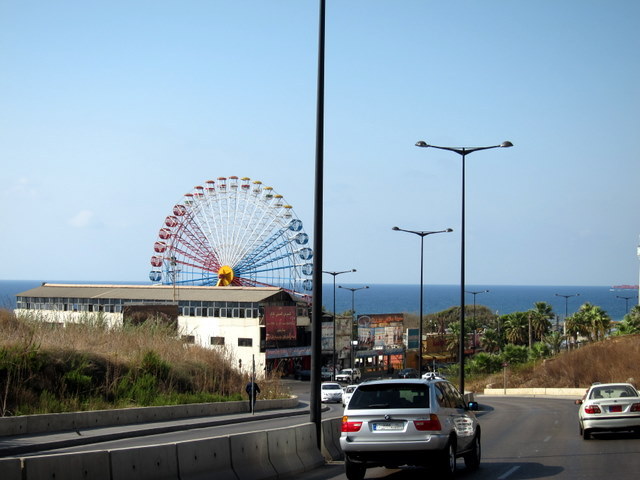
0;420;336;480
0;398;298;437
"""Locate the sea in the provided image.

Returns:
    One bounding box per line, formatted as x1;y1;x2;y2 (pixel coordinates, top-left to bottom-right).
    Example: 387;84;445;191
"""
1;280;637;322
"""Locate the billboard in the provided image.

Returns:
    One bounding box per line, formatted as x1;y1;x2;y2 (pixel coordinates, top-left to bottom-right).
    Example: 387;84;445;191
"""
356;314;404;350
264;305;297;342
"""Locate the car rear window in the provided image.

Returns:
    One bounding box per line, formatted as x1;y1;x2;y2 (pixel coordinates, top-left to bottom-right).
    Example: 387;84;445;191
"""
589;385;638;399
348;383;429;409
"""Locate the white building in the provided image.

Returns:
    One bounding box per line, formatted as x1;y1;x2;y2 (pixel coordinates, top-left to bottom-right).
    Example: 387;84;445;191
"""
15;283;311;374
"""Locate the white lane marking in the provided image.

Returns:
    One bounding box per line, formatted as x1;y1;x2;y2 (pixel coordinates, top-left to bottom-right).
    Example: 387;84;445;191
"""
544;435;552;442
498;466;521;479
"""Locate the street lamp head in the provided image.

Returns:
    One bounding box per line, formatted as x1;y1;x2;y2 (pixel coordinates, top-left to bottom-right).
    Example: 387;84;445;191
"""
415;141;429;148
445;228;454;232
500;141;513;148
392;226;400;231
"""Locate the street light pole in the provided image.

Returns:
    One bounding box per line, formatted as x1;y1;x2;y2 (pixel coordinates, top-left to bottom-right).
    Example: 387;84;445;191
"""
415;140;512;395
616;295;633;314
323;269;356;379
555;293;580;320
392;227;453;374
466;290;489;352
338;285;369;369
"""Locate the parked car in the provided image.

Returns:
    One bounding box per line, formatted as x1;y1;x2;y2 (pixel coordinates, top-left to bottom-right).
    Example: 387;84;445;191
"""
294;369;311;381
321;367;333;381
321;382;344;403
576;382;640;439
336;368;361;384
340;378;480;479
342;384;358;407
397;368;419;379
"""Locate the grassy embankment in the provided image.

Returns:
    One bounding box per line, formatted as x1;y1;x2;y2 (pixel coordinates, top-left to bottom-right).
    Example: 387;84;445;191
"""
466;334;640;393
0;309;287;416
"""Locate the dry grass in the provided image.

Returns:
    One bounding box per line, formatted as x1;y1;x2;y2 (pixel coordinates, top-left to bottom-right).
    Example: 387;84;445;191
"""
467;334;640;392
0;309;288;415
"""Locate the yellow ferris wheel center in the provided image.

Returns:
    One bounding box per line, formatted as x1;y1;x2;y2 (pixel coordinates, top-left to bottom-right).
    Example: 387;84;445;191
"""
216;265;235;286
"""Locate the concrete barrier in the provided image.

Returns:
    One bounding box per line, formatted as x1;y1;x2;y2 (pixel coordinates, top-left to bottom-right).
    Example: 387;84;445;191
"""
229;430;277;480
266;426;304;477
0;397;299;437
321;417;342;461
176;436;238;480
110;443;178;480
0;458;22;480
22;450;111;480
294;423;325;470
483;387;586;397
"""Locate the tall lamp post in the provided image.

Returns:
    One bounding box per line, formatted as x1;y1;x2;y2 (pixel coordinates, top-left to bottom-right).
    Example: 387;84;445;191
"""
616;295;633;314
555;293;580;320
323;269;356;379
466;290;489;352
338;285;369;369
415;140;512;395
392;227;453;374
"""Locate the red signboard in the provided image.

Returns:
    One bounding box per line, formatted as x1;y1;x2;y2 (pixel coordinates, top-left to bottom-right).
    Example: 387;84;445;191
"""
265;305;297;341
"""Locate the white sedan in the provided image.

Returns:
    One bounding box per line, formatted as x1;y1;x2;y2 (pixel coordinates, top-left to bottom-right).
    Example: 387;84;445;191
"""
576;382;640;439
321;382;343;403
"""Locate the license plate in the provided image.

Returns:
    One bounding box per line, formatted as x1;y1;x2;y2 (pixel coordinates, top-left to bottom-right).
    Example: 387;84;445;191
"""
609;405;622;412
373;422;403;431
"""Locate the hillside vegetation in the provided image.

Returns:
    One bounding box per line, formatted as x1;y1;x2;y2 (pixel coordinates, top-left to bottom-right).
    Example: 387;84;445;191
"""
467;334;640;392
0;309;285;416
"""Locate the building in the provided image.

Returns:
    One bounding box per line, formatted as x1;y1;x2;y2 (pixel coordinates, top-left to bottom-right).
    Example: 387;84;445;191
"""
15;283;311;375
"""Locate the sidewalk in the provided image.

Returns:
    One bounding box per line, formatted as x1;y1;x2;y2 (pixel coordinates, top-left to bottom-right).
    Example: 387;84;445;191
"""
0;404;311;458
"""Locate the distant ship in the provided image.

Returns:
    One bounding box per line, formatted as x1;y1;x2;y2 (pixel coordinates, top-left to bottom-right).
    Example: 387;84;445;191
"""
610;284;639;290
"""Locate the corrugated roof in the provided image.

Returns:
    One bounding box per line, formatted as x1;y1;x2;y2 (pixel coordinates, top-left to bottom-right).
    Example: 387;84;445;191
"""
16;283;297;303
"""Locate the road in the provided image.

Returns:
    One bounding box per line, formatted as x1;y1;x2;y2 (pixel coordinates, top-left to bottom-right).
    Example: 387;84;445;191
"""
12;381;640;478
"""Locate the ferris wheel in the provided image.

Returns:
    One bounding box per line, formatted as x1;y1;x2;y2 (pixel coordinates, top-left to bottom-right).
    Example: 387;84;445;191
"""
149;176;313;295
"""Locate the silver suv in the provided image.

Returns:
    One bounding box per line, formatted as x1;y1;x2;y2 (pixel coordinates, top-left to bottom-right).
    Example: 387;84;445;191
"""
339;378;480;479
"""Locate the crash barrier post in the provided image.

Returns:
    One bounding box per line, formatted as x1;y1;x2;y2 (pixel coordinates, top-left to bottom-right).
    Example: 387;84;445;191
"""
321;416;343;461
229;430;277;480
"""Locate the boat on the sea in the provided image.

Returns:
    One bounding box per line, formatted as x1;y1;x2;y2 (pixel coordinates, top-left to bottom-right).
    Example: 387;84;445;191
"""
610;284;639;291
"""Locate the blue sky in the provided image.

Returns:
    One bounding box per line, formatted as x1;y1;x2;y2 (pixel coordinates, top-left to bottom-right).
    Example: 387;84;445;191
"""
1;1;639;287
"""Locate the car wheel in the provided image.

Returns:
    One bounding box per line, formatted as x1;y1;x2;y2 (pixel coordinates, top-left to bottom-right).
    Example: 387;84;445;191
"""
582;428;591;440
345;455;366;480
463;433;481;471
438;439;456;478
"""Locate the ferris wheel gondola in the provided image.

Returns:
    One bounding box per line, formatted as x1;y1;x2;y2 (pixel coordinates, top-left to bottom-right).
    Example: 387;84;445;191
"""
149;176;313;296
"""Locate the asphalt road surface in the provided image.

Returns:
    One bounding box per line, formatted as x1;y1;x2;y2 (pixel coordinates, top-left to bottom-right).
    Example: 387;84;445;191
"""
10;380;640;478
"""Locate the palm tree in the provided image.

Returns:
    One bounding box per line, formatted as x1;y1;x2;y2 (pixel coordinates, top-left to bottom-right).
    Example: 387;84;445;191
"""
501;312;528;346
481;328;502;353
572;303;611;342
543;330;565;355
530;302;554;341
615;305;640;335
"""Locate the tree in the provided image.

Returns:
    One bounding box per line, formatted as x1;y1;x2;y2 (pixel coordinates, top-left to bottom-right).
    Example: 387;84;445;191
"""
501;312;529;346
529;302;554;341
481;328;502;353
614;305;640;336
571;303;611;342
543;331;565;355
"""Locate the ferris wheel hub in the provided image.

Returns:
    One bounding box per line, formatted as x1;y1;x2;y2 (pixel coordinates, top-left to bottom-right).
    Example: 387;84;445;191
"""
216;265;235;287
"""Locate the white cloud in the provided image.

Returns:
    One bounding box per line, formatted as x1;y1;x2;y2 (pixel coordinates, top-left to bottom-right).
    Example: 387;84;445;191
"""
68;210;95;228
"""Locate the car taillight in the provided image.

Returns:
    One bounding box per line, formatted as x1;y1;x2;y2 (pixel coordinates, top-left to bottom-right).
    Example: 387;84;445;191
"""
585;405;601;414
413;414;442;431
341;416;362;432
631;403;640;412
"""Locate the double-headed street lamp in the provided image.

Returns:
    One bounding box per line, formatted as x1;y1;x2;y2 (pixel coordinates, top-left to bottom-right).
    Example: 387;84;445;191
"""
466;290;489;352
338;285;369;369
392;227;453;374
616;295;633;314
555;293;580;320
416;140;512;395
323;269;356;379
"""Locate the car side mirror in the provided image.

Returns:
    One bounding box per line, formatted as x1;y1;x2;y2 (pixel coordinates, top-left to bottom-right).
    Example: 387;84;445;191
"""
468;401;479;411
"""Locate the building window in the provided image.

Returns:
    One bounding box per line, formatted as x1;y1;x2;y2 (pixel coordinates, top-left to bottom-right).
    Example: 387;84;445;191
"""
238;338;253;347
211;336;225;346
181;335;195;344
